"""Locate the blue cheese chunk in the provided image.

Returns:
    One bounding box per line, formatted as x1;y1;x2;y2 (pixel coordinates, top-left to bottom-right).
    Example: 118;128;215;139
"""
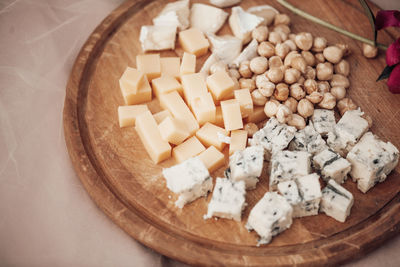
327;109;369;156
204;178;246;221
313;148;351;184
289;121;328;155
229;145;264;189
293;173;322;217
320;179;354;222
249;118;296;159
162;157;213;208
246;192;293;245
269;150;311;190
312;109;336;137
347;132;399;193
277;180;301;206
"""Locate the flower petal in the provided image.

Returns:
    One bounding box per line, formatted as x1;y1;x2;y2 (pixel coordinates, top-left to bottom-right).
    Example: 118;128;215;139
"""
387;64;400;93
386;38;400;66
376;10;400;30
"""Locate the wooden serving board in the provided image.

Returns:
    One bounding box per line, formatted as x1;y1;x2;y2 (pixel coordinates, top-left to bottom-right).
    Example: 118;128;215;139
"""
63;0;400;266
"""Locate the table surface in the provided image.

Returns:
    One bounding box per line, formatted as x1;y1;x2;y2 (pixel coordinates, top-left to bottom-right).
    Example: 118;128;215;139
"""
1;0;400;266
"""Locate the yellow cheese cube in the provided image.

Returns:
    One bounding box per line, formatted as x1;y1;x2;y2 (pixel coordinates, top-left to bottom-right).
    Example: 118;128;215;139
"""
178;28;210;57
234;88;253;118
135;111;171;163
196;122;229;151
159;91;199;135
180;52;196;75
229;130;248;155
172;136;206;163
191;93;216;125
181;73;208;104
153;110;172;124
119;67;146;94
118;105;149;128
120;76;152;105
245;106;267;123
136;54;161;80
214;106;224;128
220;99;243;131
160;57;180;79
198;146;225;173
158;116;190;145
206;71;235;101
151;75;183;98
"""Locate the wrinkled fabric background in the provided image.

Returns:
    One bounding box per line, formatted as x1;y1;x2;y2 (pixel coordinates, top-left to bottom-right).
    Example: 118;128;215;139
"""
0;1;399;266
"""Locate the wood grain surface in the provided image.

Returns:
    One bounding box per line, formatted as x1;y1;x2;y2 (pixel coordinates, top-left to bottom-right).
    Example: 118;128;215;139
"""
63;0;400;266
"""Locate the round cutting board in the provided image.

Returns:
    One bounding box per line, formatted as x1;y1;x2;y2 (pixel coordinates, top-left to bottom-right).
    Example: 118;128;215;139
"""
63;0;400;266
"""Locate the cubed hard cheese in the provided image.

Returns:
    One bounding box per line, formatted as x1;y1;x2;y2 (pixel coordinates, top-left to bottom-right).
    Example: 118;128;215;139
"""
181;73;208;105
139;25;177;52
136;54;161;80
214;106;224;127
269;150;311;190
220;99;243;131
178;28;210;57
191;93;216;125
229;130;248;155
196;122;229;151
246;192;293;245
198;146;225;173
159;91;199;135
160;57;181;80
151;75;183;98
294;173;322;217
118;105;149;128
313;148;351;184
312;109;336;137
206;71;235;101
162;157;212;208
135;111;171;163
153;110;172;124
180;52;196;75
172;136;206;163
320;179;354;222
229;145;264;189
158;116;190;145
120;75;152;105
347;132;399;193
119;67;146;95
204;178;246;221
234;88;253;118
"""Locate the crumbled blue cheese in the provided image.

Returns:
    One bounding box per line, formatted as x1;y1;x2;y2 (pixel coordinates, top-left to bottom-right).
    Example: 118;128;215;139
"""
229;145;264;189
293;173;322;217
246;192;293;245
162;157;213;208
204;178;246;221
152;0;190;31
313;148;351;184
320;179;354;222
249;118;296;160
269;150;311;190
289;121;328;155
312;109;336;137
347;132;399;193
327;109;369;156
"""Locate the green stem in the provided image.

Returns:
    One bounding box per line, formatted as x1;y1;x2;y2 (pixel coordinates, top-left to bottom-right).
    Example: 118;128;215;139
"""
276;0;388;50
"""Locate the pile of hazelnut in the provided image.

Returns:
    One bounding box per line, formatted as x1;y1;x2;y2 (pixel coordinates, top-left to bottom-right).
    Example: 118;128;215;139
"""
227;13;358;132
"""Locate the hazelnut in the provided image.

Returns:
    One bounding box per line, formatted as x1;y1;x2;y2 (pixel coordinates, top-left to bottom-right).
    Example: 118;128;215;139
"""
287;113;306;129
318;81;331;93
276;31;288;42
256;75;274;95
252;26;269;43
298;76;305;85
239;78;256;91
275;43;290;59
297;98;314;118
269;55;283;68
244;123;259;137
290;83;306;100
284;97;298;113
228;68;241;80
334;59;350;76
257;42;275;58
318;92;336;109
312;37;327;52
274;83;289;101
336;43;351;57
250;56;269;74
304;66;316;80
323;46;344;64
284;68;301;84
283;39;297;51
306;91;324;104
264;99;280;117
288;33;296;42
267;68;284;83
362;43;378;58
284;51;300;66
239;60;252;78
330;74;350;88
291;56;307;74
301;51;315;66
316;62;334;80
274;14;291;26
268;31;282;45
304;79;318;94
251;89;268;106
330;86;346;100
276;104;292;123
314;53;325;64
295;32;313;51
337;98;357;116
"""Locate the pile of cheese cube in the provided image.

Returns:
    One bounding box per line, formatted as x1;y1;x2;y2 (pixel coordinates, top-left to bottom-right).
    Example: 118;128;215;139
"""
117;0;400;245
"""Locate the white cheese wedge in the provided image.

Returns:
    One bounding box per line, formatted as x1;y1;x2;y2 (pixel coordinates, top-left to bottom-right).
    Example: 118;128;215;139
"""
204;178;246;221
139;25;177;52
347;132;399;193
190;3;229;34
206;34;242;65
247;5;279;26
313;148;351;184
230;38;258;68
229;6;264;44
162;157;213;208
209;0;242;8
289;121;328;155
312;109;336;137
153;0;189;31
294;173;322;218
320;179;354;222
246;192;293;246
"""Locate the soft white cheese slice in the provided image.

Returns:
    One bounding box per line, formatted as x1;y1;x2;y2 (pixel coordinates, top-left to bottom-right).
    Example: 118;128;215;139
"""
230;38;258;68
247;5;279;26
190;3;229;34
229;6;264;44
207;33;242;65
153;0;189;31
139;25;177;52
209;0;242;8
